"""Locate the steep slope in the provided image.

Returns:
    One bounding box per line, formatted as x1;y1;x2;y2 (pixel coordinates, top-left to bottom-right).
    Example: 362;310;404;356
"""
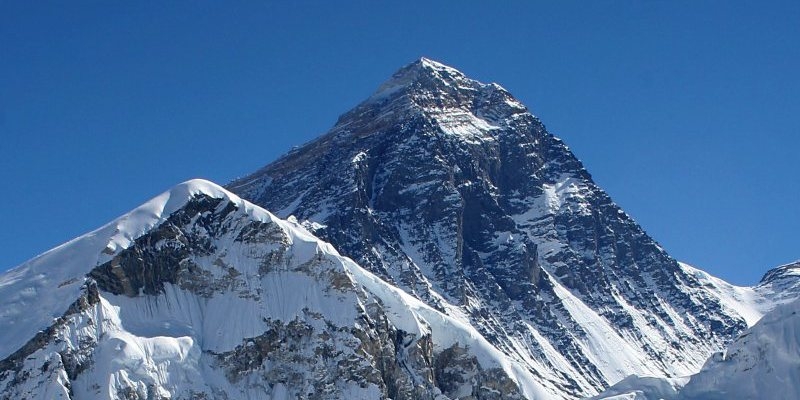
0;179;554;400
678;297;800;399
591;296;800;400
756;260;800;305
229;58;778;397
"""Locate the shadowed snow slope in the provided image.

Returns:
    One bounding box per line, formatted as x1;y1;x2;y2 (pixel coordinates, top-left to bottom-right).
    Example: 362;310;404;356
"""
0;179;555;399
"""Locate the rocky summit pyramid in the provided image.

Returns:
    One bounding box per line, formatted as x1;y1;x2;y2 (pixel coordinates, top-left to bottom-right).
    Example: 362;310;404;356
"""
228;58;798;397
1;59;797;400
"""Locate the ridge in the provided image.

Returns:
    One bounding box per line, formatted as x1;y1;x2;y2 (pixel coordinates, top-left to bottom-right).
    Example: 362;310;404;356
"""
0;177;550;399
759;260;800;284
0;178;278;360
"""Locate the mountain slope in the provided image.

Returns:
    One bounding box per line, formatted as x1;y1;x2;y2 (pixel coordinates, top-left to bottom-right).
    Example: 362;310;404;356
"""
0;179;554;399
229;58;790;397
591;295;800;400
678;297;800;399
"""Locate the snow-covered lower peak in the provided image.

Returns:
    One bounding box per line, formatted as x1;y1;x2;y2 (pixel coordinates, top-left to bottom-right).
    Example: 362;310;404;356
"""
590;298;800;400
0;179;239;360
678;298;800;399
756;260;800;305
0;179;555;399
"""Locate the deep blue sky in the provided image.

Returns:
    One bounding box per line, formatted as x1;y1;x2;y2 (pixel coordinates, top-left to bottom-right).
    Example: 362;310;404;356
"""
1;2;797;285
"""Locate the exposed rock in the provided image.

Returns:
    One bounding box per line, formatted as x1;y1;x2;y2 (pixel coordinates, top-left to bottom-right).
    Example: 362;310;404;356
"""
229;58;758;396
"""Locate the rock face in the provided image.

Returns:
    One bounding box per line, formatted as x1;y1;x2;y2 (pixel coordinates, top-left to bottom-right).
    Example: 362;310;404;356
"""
228;58;790;397
0;180;542;400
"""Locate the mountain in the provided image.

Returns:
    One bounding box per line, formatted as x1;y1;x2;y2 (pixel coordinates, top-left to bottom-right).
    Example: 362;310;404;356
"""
2;58;797;400
0;179;558;399
591;295;800;400
228;58;797;397
677;295;800;399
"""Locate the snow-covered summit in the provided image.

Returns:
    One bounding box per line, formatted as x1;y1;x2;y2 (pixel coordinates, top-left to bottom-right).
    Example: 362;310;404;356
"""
368;57;474;100
0;177;556;399
0;178;240;360
368;57;522;108
329;57;527;145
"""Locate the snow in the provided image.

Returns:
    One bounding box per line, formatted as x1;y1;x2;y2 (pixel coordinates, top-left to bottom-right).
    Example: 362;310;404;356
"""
549;273;664;383
428;107;499;144
0;178;563;399
0;179;277;359
65;296;209;399
588;375;688;400
679;298;800;400
511;174;591;230
678;262;772;327
592;299;800;400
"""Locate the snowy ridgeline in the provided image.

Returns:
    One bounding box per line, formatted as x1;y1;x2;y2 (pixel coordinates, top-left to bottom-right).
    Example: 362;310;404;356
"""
0;179;550;399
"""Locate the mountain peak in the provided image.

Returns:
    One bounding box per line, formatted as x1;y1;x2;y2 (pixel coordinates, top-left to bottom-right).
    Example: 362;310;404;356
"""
368;57;478;102
760;260;800;285
338;57;528;144
227;58;773;398
415;56;464;75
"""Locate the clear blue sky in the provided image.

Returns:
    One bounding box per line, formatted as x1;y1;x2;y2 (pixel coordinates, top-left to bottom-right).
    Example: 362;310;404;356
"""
1;2;797;285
